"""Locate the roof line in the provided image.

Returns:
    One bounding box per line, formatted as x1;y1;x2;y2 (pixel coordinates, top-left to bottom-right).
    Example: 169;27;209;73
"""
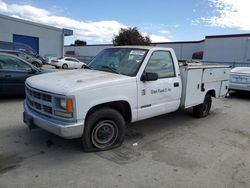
206;33;250;39
64;44;114;47
64;40;205;47
0;14;62;32
64;33;250;47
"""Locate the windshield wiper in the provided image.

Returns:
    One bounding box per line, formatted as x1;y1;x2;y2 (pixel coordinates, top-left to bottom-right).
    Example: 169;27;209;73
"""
101;65;119;74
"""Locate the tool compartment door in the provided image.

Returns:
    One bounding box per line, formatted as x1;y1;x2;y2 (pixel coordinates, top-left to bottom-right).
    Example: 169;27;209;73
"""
202;68;230;82
181;68;204;108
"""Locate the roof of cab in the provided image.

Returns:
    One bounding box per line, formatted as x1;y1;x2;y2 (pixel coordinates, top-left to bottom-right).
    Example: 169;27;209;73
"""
108;45;171;50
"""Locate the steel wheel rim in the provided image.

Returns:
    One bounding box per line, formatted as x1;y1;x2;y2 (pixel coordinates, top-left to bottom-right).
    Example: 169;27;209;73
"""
91;120;118;149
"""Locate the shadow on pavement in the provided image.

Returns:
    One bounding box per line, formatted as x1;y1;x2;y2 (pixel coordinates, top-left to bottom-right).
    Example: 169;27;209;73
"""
0;94;25;101
228;90;250;100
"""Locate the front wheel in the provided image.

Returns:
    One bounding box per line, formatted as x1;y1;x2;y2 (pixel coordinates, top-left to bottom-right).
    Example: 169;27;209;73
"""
82;108;126;152
193;94;212;118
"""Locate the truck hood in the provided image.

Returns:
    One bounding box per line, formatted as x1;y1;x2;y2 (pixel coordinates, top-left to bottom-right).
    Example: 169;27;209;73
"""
26;69;134;95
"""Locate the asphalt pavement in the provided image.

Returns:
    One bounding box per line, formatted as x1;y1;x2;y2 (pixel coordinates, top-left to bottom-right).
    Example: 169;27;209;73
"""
0;92;250;188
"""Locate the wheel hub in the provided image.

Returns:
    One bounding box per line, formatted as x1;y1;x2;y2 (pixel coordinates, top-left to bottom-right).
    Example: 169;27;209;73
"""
97;125;113;141
91;120;118;148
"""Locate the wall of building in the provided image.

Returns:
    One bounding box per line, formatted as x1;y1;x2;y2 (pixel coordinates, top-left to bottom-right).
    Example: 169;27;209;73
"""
65;45;112;57
203;36;250;64
0;15;63;57
64;42;204;61
155;41;204;60
64;34;250;67
65;45;113;63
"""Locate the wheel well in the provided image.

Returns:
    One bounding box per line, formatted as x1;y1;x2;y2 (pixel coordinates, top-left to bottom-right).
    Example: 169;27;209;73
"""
86;101;132;123
207;90;216;97
32;61;40;67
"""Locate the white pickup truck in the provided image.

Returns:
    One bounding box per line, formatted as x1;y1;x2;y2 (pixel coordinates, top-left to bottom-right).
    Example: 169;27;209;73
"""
23;46;230;151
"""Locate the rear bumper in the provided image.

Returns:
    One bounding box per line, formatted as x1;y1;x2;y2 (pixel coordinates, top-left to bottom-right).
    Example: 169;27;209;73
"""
229;82;250;91
23;101;84;139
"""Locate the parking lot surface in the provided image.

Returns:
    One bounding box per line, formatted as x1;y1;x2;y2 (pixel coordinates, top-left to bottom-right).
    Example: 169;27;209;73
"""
0;92;250;188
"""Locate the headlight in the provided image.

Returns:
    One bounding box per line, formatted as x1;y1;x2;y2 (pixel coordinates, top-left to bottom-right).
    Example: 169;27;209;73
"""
55;98;74;118
59;98;67;109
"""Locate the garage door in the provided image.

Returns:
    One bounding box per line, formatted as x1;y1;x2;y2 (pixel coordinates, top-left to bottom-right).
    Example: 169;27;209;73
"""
13;34;39;53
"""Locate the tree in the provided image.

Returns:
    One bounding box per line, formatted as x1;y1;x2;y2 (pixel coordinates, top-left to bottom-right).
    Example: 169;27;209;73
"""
112;27;152;46
74;40;87;46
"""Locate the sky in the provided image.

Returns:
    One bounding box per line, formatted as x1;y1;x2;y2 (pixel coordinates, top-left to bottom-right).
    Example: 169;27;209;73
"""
0;0;250;45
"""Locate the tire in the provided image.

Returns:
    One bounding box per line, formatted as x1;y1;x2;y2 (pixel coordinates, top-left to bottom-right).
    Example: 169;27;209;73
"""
32;62;40;67
62;64;68;69
193;94;212;118
82;108;126;152
81;65;85;69
55;66;59;69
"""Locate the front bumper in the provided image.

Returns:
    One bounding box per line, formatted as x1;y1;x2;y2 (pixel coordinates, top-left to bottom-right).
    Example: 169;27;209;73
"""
23;101;84;139
229;82;250;91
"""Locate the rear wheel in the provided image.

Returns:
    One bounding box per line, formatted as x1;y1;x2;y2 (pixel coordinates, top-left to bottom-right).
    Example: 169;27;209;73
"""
32;62;40;67
82;108;126;152
193;94;212;118
62;64;68;69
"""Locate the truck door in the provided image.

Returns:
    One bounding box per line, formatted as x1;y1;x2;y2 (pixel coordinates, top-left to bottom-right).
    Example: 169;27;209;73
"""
137;50;181;120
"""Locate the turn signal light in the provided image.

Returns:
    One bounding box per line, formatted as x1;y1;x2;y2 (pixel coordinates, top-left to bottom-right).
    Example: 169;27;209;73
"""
66;99;73;113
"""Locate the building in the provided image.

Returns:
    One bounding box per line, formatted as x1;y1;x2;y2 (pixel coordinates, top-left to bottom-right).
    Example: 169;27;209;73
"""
65;33;250;67
0;14;73;57
65;44;113;63
203;34;250;66
155;40;205;60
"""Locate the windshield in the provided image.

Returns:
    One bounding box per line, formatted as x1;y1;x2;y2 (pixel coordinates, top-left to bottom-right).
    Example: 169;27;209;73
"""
88;48;148;76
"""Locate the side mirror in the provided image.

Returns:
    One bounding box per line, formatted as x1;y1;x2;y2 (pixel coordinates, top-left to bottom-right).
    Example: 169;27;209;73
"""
141;72;158;81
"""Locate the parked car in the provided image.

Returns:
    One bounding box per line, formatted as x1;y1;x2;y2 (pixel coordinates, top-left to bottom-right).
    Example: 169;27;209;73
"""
18;48;46;65
0;41;46;64
229;67;250;91
50;57;86;69
0;53;47;95
0;49;43;67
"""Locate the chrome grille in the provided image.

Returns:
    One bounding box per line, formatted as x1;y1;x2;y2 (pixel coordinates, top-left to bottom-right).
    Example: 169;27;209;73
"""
26;85;53;115
43;105;52;114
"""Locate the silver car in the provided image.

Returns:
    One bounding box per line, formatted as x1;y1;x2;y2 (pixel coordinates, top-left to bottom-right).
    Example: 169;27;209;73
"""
229;67;250;91
0;49;43;67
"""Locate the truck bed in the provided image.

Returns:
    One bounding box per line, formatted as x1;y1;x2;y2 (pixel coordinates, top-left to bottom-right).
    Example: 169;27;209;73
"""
179;62;231;109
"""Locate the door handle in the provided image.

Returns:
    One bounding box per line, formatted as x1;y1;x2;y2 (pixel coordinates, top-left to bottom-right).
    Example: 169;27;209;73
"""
174;82;179;87
4;75;11;78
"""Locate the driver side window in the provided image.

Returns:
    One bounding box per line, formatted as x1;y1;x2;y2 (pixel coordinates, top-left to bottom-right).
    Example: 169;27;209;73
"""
145;51;175;78
0;55;31;71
